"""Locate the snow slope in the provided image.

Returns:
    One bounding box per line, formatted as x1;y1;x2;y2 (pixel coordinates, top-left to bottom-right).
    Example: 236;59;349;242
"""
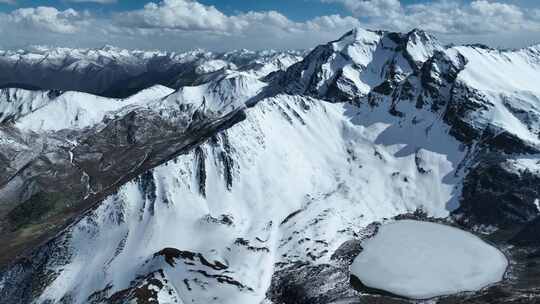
445;45;540;147
0;88;59;123
351;220;508;299
11;85;174;132
23;89;467;303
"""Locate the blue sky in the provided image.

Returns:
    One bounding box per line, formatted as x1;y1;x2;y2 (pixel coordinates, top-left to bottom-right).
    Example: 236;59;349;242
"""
0;0;539;50
2;0;537;20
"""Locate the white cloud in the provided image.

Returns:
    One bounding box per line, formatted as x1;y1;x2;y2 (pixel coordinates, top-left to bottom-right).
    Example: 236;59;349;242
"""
304;14;363;31
0;0;359;50
114;0;359;35
334;0;402;18
108;0;361;49
116;0;233;31
8;7;86;34
0;0;537;51
326;0;540;35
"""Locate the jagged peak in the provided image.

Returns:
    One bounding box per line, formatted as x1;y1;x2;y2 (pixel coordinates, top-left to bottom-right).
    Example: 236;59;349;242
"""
406;28;436;41
331;27;382;50
275;27;444;101
329;28;441;59
405;29;440;49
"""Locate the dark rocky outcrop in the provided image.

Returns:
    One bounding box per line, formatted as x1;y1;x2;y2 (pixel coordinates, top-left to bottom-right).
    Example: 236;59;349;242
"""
511;217;540;246
454;158;540;228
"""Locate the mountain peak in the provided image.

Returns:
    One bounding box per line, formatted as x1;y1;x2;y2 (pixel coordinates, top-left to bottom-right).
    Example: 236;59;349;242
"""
331;27;381;51
406;28;431;38
276;27;443;101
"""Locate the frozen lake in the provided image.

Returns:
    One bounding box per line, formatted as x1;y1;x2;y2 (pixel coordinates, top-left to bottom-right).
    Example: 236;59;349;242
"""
351;220;508;299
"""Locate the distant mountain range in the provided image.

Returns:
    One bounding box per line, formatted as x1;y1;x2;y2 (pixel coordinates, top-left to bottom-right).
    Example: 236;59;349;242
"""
0;46;304;98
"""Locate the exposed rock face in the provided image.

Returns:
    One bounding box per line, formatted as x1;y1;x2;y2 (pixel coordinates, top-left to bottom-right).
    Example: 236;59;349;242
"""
455;157;540;228
1;28;540;304
511;216;540;246
267;238;366;304
267;262;357;304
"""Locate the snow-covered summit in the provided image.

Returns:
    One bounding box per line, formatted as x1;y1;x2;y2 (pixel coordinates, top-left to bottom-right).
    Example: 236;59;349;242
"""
157;72;265;119
404;28;442;65
276;28;443;101
330;27;381;56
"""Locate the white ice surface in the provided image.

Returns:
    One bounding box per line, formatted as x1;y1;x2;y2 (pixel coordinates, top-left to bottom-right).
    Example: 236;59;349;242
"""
351;220;508;299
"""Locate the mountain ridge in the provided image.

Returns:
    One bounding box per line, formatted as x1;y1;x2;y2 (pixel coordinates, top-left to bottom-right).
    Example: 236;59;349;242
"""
0;46;305;99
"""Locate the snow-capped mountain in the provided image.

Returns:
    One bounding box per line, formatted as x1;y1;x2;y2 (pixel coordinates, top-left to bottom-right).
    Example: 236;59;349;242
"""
274;28;442;101
0;46;304;98
1;28;540;304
